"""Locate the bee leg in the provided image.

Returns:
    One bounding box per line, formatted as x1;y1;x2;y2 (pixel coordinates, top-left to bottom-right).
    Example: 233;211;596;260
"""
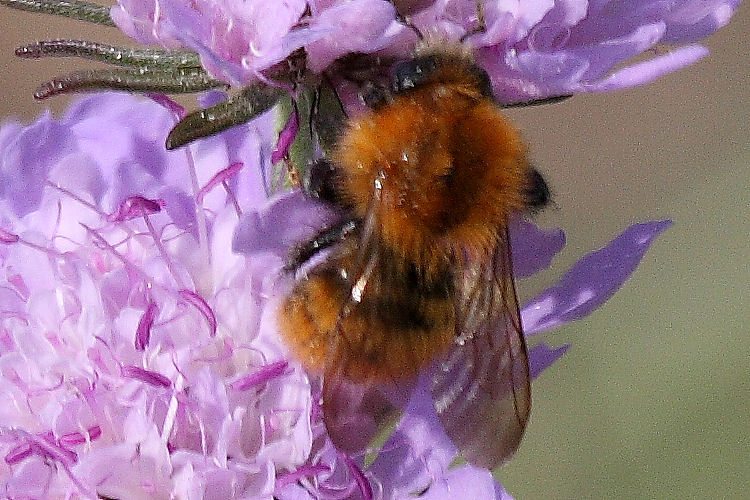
360;81;393;109
523;167;552;211
311;80;348;154
302;158;344;205
284;218;358;272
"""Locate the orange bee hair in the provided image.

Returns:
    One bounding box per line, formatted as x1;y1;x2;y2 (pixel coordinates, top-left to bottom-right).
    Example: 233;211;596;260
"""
280;42;538;382
333;43;530;274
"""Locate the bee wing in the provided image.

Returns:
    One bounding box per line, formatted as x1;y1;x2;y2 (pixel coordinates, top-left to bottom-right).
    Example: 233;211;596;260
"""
321;194;407;452
431;225;531;469
322;361;401;453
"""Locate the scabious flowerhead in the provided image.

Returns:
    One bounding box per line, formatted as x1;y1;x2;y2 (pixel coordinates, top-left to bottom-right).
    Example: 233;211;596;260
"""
111;0;741;101
0;94;312;498
0;92;670;498
0;0;740;497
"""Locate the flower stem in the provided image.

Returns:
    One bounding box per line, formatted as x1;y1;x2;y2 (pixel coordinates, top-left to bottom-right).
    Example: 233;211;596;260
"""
16;40;202;69
0;0;114;26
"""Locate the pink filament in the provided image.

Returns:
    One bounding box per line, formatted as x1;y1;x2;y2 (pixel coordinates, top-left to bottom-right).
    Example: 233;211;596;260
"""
135;301;159;351
108;196;164;222
230;361;289;391
178;289;217;337
0;227;19;243
122;365;172;388
197;162;244;203
271;109;299;164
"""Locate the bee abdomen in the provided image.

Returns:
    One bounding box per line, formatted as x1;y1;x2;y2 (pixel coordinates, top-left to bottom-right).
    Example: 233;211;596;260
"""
279;259;456;382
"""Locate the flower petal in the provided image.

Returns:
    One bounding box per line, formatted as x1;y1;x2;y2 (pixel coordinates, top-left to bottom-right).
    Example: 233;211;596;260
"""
529;342;571;379
510;218;566;278
412;464;514;500
522;220;672;335
368;375;457;499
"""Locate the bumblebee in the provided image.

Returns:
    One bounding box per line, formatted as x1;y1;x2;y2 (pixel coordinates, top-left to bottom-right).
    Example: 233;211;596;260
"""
280;41;550;469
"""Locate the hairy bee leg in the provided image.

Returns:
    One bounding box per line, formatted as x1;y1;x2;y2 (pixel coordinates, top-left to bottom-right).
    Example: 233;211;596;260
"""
284;219;358;272
311;81;349;154
302;158;344;204
360;80;393;109
523;167;551;210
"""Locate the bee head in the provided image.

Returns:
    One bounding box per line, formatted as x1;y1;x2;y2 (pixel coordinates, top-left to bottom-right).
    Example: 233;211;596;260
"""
391;45;494;99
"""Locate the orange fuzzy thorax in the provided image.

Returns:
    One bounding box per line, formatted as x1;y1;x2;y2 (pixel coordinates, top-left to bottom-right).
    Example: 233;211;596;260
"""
334;70;528;270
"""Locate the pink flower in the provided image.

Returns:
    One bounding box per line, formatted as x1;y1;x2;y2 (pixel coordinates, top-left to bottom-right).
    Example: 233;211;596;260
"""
0;93;310;497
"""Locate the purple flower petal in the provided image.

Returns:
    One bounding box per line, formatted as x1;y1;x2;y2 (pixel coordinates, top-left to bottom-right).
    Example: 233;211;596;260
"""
529;342;571;380
474;0;742;102
114;0;317;85
232;190;340;257
522;220;672;335
416;464;513;500
0;111;73;217
306;0;401;73
510;218;566;278
586;44;709;92
369;375;457;499
662;0;742;42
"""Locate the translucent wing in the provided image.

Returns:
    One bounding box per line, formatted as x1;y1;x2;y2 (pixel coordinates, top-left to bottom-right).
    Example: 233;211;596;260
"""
430;225;531;469
321;190;408;452
322;363;400;453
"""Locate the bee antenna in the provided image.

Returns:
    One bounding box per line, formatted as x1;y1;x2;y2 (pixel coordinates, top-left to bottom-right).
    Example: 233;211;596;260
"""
460;0;486;43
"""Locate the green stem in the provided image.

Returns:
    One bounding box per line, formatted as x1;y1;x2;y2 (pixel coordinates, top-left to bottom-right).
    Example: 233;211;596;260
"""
34;68;225;100
16;40;202;69
0;0;114;26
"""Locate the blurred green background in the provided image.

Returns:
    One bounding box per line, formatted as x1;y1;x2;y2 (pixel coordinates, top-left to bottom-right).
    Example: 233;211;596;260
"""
1;4;748;499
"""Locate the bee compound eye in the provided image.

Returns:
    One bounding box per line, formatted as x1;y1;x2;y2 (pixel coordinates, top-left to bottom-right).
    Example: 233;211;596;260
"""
392;56;438;93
